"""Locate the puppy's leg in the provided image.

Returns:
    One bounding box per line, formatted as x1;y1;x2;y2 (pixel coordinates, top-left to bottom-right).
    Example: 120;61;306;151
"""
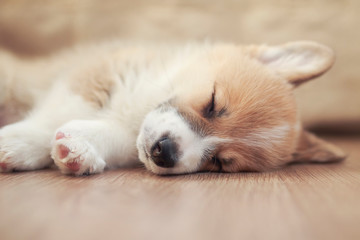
0;49;61;126
51;119;137;175
0;83;98;172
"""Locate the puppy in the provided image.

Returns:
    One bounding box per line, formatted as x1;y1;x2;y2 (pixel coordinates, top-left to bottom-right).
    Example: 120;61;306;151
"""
0;41;345;175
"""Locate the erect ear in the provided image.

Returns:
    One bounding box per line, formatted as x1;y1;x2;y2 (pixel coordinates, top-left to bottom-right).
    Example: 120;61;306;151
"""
292;131;346;163
247;41;335;87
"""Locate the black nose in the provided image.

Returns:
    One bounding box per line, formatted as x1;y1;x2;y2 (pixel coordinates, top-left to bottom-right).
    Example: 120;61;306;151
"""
150;137;178;168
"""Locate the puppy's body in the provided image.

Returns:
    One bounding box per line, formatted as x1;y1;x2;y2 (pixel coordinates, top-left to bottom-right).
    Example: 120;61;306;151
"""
0;41;345;175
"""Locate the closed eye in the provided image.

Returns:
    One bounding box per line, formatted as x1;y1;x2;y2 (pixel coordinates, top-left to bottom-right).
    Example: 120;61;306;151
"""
203;91;216;118
211;156;223;172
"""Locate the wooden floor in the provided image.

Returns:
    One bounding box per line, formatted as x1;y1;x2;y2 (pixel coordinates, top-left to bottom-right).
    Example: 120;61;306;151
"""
0;135;359;240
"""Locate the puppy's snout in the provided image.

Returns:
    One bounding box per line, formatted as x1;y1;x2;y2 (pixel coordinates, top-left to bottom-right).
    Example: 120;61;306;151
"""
151;137;177;168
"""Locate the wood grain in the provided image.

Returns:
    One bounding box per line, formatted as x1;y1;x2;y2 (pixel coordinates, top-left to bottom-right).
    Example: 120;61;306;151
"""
0;135;359;240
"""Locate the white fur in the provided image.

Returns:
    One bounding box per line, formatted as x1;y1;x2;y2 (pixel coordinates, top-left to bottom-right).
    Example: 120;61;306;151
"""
137;106;223;174
0;43;209;174
0;82;97;172
0;41;333;175
237;124;291;149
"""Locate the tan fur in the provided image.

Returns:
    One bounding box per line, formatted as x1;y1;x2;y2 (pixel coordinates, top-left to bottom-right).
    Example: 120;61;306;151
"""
0;41;346;175
162;43;345;172
293;131;346;163
169;45;297;171
70;61;115;108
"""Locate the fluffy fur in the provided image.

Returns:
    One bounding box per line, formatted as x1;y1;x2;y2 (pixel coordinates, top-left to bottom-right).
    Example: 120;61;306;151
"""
0;41;346;175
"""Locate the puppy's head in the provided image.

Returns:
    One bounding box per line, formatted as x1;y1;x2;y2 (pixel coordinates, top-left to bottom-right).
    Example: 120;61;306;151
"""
137;41;345;175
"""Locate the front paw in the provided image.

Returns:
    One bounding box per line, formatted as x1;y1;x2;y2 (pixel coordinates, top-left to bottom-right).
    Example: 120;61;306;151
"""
51;130;106;176
0;123;52;172
0;152;12;172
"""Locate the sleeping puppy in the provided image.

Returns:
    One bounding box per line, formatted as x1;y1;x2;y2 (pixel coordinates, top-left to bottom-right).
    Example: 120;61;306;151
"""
0;41;345;175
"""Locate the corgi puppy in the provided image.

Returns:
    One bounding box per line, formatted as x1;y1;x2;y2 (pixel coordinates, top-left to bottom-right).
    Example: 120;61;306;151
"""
0;41;345;175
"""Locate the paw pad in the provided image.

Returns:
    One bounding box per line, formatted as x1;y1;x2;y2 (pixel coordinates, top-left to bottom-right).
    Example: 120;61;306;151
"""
65;160;81;172
0;162;7;171
55;132;65;140
57;144;70;159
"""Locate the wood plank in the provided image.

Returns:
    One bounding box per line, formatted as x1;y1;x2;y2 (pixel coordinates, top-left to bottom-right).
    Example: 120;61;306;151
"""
0;135;359;240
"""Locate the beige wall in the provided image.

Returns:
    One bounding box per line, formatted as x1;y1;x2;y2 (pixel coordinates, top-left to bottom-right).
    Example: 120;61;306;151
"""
1;0;359;131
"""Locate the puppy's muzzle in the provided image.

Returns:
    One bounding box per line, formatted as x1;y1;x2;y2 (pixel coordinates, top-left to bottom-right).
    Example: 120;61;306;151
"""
150;137;178;168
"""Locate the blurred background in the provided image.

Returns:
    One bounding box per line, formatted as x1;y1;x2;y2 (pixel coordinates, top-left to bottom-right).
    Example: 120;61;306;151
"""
0;0;359;133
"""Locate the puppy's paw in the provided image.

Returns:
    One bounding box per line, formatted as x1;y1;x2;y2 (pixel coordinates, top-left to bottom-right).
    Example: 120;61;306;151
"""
51;130;106;176
0;152;12;173
0;123;52;172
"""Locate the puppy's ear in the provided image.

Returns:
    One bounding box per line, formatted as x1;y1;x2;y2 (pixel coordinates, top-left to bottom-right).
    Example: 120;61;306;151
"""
292;131;346;163
248;41;335;87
